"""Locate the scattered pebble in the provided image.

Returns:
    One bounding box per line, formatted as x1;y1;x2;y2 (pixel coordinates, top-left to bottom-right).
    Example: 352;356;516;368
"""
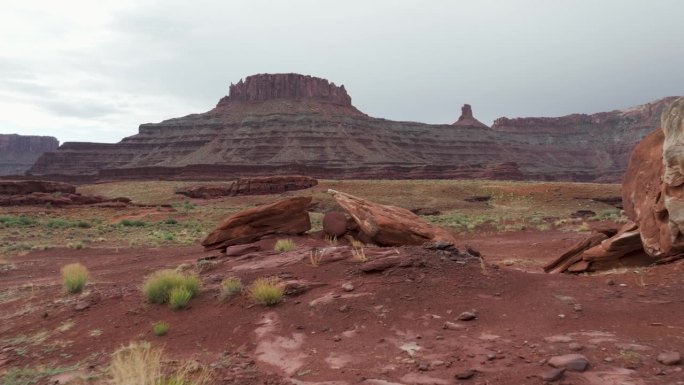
568;343;584;352
342;283;355;292
457;311;477;321
606;279;615;286
573;304;583;312
74;301;90;311
548;354;589;372
657;351;682;366
338;305;350;313
443;321;465;330
455;369;476;379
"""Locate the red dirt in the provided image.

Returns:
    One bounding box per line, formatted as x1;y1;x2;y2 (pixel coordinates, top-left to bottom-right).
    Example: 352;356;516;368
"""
1;231;683;384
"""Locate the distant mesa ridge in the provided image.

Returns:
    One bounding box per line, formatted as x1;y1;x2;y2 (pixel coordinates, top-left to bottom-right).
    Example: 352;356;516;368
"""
19;72;681;183
0;134;59;176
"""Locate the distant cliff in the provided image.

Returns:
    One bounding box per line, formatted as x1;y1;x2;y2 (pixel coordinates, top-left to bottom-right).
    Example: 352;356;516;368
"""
0;134;59;176
26;73;679;183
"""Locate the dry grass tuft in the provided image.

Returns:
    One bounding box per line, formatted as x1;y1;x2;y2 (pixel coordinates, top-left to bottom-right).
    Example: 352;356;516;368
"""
142;269;200;307
109;341;210;385
220;276;243;300
273;239;296;252
351;248;368;263
248;277;283;306
61;263;89;294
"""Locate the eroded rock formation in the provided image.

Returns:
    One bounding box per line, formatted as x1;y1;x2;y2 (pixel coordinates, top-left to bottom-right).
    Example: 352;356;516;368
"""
175;176;318;199
453;104;488;128
0;135;58;176
202;196;312;251
0;180;130;207
328;189;458;246
546;97;684;273
26;73;678;183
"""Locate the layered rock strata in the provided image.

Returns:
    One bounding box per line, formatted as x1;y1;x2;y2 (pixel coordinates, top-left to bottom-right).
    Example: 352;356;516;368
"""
27;73;678;182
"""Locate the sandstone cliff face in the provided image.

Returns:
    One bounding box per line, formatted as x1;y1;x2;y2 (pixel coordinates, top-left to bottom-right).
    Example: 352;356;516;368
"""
490;97;677;182
0;134;59;176
26;74;680;183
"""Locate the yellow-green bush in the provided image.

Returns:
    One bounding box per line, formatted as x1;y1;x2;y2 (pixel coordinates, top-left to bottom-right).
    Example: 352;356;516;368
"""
61;263;89;294
142;269;200;307
273;239;296;252
248;277;283;306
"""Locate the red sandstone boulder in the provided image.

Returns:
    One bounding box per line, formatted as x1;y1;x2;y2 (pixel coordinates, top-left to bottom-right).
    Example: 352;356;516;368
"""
0;180;76;195
176;176;318;199
322;211;348;237
327;189;458;246
202;196;312;251
548;97;684;272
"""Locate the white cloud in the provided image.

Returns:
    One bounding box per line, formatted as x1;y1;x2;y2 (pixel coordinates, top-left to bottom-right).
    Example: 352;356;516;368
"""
0;0;683;143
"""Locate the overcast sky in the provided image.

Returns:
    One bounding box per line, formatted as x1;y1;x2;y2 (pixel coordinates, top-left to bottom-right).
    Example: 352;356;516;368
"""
1;0;683;144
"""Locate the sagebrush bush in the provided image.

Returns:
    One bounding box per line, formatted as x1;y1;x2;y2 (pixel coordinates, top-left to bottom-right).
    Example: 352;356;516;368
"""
248;277;283;306
61;263;89;294
152;322;169;336
168;287;192;309
142;269;200;306
273;239;296;252
109;342;210;385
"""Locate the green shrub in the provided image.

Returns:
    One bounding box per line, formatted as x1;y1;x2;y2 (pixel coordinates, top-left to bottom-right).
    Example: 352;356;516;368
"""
152;322;169;336
220;276;243;299
162;218;178;225
47;219;72;228
142;269;200;305
61;263;89;294
273;239;296;252
248;277;283;306
120;219;147;227
168;287;192;309
0;215;38;228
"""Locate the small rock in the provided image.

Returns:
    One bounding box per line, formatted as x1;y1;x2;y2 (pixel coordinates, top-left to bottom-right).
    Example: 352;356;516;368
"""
342;283;354;292
418;363;429;371
604;357;614;363
455;369;476;379
573;304;583;312
443;321;465;330
606;279;615;286
657;351;682;366
338;305;350;313
431;360;445;367
568;343;584;352
548;354;589;372
539;368;565;382
457;311;477;321
333;335;342;342
74;301;90;311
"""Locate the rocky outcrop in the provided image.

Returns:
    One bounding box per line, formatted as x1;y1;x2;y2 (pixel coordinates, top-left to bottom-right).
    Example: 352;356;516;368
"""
0;193;131;207
175;176;318;199
202;196;312;251
328;189;458;246
0;180;76;195
26;73;680;183
453;104;488;128
547;97;684;273
217;73;352;107
0;135;58;176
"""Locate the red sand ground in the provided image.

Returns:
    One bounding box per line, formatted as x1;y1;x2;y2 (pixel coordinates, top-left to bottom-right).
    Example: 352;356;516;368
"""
1;230;683;385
